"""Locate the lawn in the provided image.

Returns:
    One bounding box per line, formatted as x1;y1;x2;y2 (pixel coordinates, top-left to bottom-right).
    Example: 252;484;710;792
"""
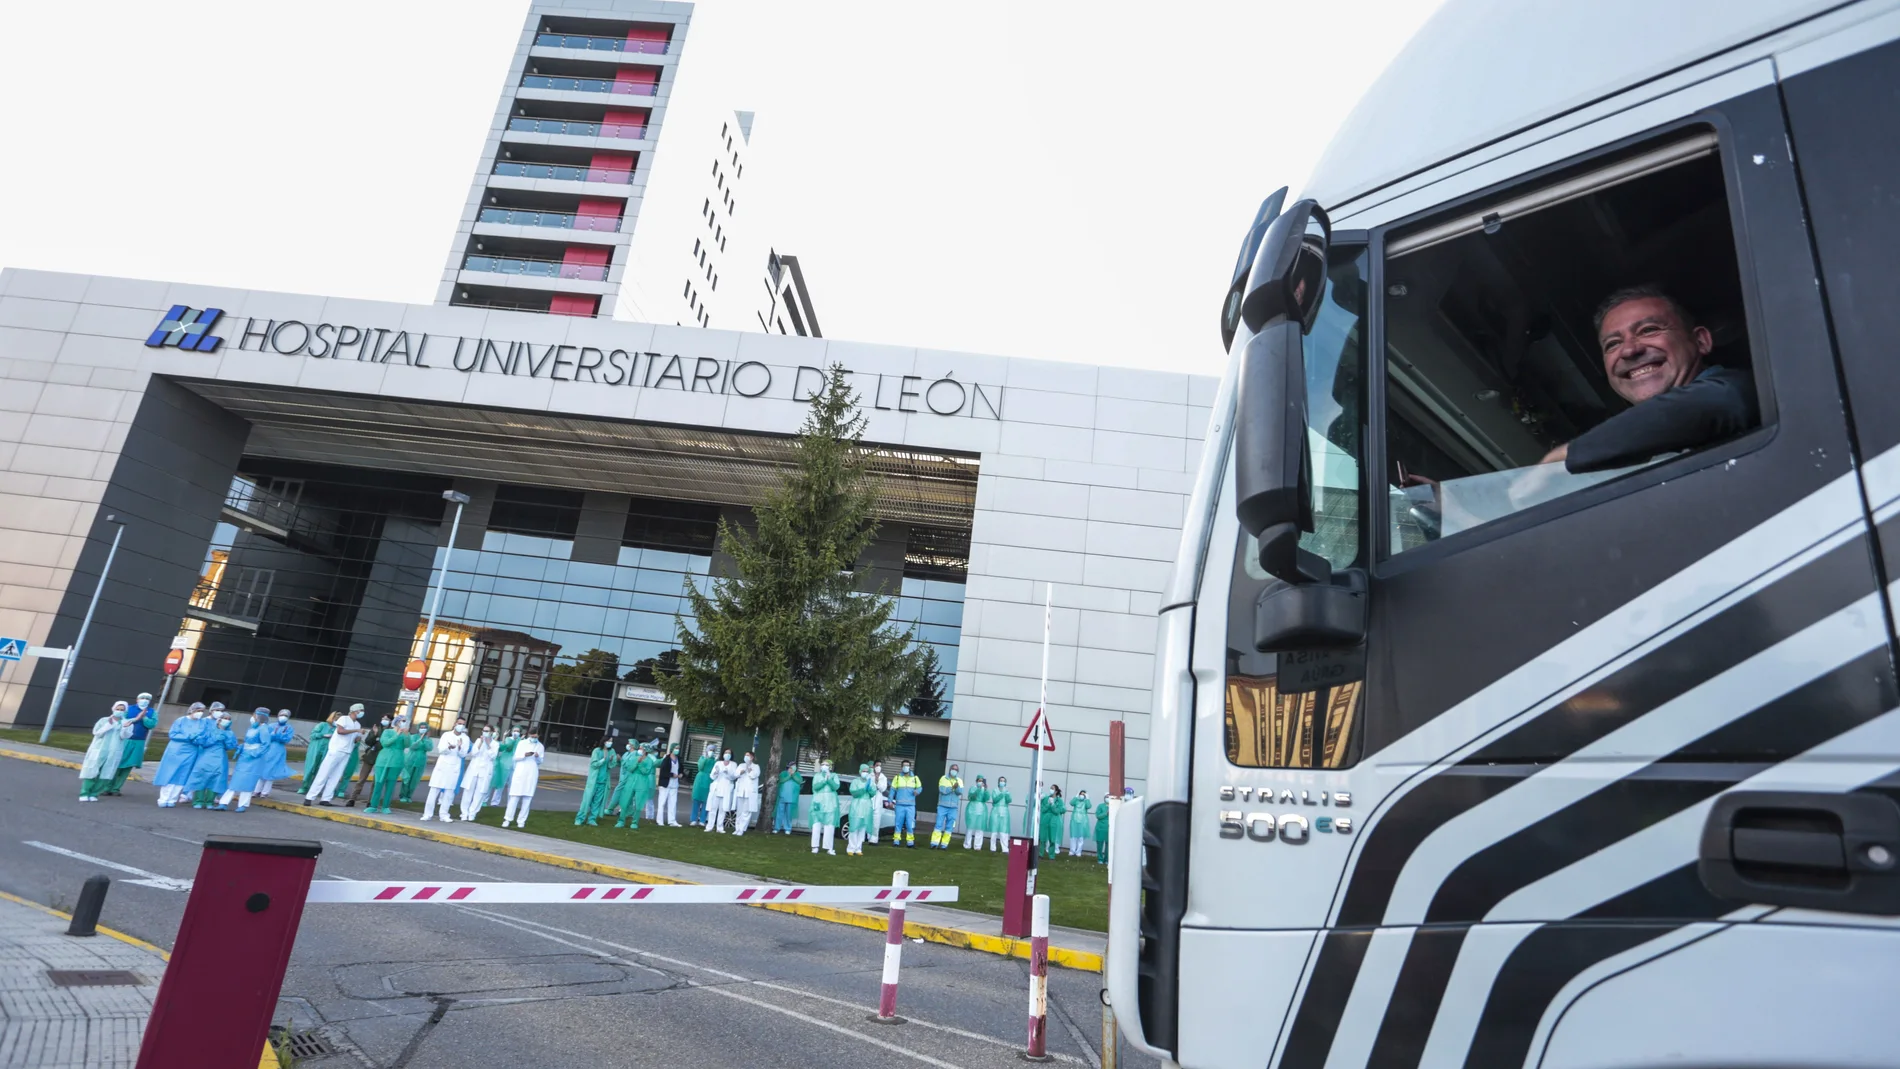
0;727;94;753
0;727;307;763
441;805;1112;932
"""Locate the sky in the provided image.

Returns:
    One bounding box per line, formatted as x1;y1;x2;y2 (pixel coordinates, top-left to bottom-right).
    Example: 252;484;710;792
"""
0;0;1443;378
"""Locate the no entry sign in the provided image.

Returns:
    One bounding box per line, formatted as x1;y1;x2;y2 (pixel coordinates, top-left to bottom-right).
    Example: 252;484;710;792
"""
164;648;184;675
403;659;426;691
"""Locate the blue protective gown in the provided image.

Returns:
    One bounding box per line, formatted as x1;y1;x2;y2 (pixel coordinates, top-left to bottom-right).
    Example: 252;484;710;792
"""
153;716;204;787
258;720;294;781
185;724;237;793
228;722;274;793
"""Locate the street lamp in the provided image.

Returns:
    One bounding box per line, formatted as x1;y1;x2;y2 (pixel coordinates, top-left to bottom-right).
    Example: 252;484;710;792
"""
404;490;470;728
41;514;125;743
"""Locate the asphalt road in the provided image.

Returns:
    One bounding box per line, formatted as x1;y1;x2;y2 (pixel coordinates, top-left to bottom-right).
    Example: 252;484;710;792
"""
0;758;1151;1069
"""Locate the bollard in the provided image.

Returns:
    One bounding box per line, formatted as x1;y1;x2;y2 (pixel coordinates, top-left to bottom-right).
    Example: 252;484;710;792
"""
874;870;909;1023
136;836;322;1069
1025;893;1052;1060
66;875;111;937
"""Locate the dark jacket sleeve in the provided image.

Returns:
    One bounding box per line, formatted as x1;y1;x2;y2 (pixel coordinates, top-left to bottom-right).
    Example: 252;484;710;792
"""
1565;367;1758;473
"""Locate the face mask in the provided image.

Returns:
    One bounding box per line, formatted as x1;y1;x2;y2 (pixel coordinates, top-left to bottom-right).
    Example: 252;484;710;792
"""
723;752;732;761
902;765;912;773
998;781;1007;789
455;726;466;734
137;698;150;709
821;763;831;772
381;719;391;727
950;768;959;776
278;715;289;723
189;711;204;719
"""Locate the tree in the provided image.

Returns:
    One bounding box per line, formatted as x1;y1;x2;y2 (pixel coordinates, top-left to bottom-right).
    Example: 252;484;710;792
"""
625;649;680;685
545;648;620;741
665;363;926;815
906;645;948;718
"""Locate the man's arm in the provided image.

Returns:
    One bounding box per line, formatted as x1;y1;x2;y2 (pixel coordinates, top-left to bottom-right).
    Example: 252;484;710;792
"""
1564;367;1758;473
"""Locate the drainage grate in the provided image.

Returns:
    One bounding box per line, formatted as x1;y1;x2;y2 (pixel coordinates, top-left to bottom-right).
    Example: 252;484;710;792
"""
47;969;143;987
279;1029;334;1059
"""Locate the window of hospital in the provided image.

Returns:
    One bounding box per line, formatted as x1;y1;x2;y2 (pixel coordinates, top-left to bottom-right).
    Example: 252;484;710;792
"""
1382;130;1763;557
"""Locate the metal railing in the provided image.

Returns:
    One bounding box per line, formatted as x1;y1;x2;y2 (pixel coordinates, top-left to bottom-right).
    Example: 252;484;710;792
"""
477;207;623;232
463;255;609;281
534;32;669;55
521;74;658;97
493;161;635;184
507;116;648;140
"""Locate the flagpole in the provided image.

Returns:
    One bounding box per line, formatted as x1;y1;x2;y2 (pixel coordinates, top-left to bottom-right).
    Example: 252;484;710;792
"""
1028;583;1051;893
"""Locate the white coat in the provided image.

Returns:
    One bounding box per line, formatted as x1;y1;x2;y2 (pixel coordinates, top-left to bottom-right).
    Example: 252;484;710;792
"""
508;739;545;796
734;761;761;810
461;736;499;789
80;714;131;779
708;758;737;805
429;731;471;790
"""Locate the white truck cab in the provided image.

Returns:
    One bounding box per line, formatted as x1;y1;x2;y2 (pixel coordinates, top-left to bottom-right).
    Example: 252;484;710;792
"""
1106;2;1900;1066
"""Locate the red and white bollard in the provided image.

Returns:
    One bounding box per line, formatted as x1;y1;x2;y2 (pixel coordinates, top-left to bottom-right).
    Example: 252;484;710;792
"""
1025;892;1053;1060
875;869;909;1023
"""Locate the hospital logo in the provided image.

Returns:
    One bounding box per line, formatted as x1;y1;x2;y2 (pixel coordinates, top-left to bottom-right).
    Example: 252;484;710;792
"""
145;305;225;352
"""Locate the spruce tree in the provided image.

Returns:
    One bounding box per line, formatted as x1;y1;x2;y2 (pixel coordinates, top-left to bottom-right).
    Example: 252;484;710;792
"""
665;363;925;814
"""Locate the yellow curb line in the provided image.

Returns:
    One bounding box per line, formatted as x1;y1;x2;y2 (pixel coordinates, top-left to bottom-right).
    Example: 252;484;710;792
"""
0;889;281;1069
0;747;1105;972
0;747;82;771
249;797;1105;972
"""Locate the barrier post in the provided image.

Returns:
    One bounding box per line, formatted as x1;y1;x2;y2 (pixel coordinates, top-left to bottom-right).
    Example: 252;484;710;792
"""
874;869;909;1023
136;836;322;1069
1002;835;1034;937
1025;893;1052;1060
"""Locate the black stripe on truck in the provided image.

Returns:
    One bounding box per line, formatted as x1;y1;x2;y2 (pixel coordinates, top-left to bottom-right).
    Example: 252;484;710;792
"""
1365;645;1897;1068
1276;535;1875;1068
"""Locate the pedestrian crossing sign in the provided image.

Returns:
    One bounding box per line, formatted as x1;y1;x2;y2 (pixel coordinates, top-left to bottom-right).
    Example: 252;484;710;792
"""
0;637;24;661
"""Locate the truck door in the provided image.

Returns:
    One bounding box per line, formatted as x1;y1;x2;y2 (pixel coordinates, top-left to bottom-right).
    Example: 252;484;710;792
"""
1183;82;1898;1069
1782;34;1900;635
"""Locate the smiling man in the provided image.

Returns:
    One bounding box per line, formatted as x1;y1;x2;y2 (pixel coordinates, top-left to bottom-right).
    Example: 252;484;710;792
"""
1543;286;1757;472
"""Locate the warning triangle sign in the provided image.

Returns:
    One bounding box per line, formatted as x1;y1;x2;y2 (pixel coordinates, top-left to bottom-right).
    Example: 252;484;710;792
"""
1018;708;1056;751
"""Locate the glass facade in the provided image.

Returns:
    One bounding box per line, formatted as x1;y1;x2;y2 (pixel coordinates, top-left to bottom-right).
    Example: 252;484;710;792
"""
174;462;966;755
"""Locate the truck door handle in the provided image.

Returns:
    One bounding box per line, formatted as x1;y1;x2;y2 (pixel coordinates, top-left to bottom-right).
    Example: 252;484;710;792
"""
1699;790;1900;915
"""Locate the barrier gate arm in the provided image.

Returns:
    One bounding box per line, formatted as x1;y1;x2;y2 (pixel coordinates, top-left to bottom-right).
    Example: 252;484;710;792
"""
304;880;959;904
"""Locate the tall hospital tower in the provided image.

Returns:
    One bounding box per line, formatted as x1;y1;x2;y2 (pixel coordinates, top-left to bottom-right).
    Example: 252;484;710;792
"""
437;1;693;320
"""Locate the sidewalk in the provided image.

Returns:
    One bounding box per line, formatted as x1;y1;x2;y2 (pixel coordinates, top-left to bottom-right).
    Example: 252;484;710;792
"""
0;741;1106;971
0;892;276;1069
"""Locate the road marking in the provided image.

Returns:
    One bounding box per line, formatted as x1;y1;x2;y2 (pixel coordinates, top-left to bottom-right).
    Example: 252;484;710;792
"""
23;840;194;891
456;906;1086;1065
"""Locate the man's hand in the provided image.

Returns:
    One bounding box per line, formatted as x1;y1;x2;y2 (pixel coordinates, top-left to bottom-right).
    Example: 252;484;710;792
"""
1541;443;1569;465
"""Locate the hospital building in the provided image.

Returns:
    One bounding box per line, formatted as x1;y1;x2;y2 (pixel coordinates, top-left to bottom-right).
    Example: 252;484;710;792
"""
0;0;1214;802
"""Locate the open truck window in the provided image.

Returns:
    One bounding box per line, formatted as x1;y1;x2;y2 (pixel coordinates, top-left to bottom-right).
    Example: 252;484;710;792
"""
1382;131;1764;555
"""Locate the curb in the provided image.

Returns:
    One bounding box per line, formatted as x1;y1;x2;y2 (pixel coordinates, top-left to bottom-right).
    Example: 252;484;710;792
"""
0;746;1105;972
0;889;281;1069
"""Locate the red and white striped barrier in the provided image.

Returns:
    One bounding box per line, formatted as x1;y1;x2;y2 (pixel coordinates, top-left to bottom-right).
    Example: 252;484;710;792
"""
303;880;957;905
876;870;910;1022
1025;893;1052;1060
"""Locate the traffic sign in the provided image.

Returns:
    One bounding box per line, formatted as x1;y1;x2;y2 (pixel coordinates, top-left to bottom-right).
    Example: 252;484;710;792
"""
164;648;184;675
0;637;23;662
1019;708;1056;751
403;659;427;691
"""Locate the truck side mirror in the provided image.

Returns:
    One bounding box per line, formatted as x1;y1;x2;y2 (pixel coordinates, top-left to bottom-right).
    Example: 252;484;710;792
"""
1234;199;1331;583
1219;189;1288;353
